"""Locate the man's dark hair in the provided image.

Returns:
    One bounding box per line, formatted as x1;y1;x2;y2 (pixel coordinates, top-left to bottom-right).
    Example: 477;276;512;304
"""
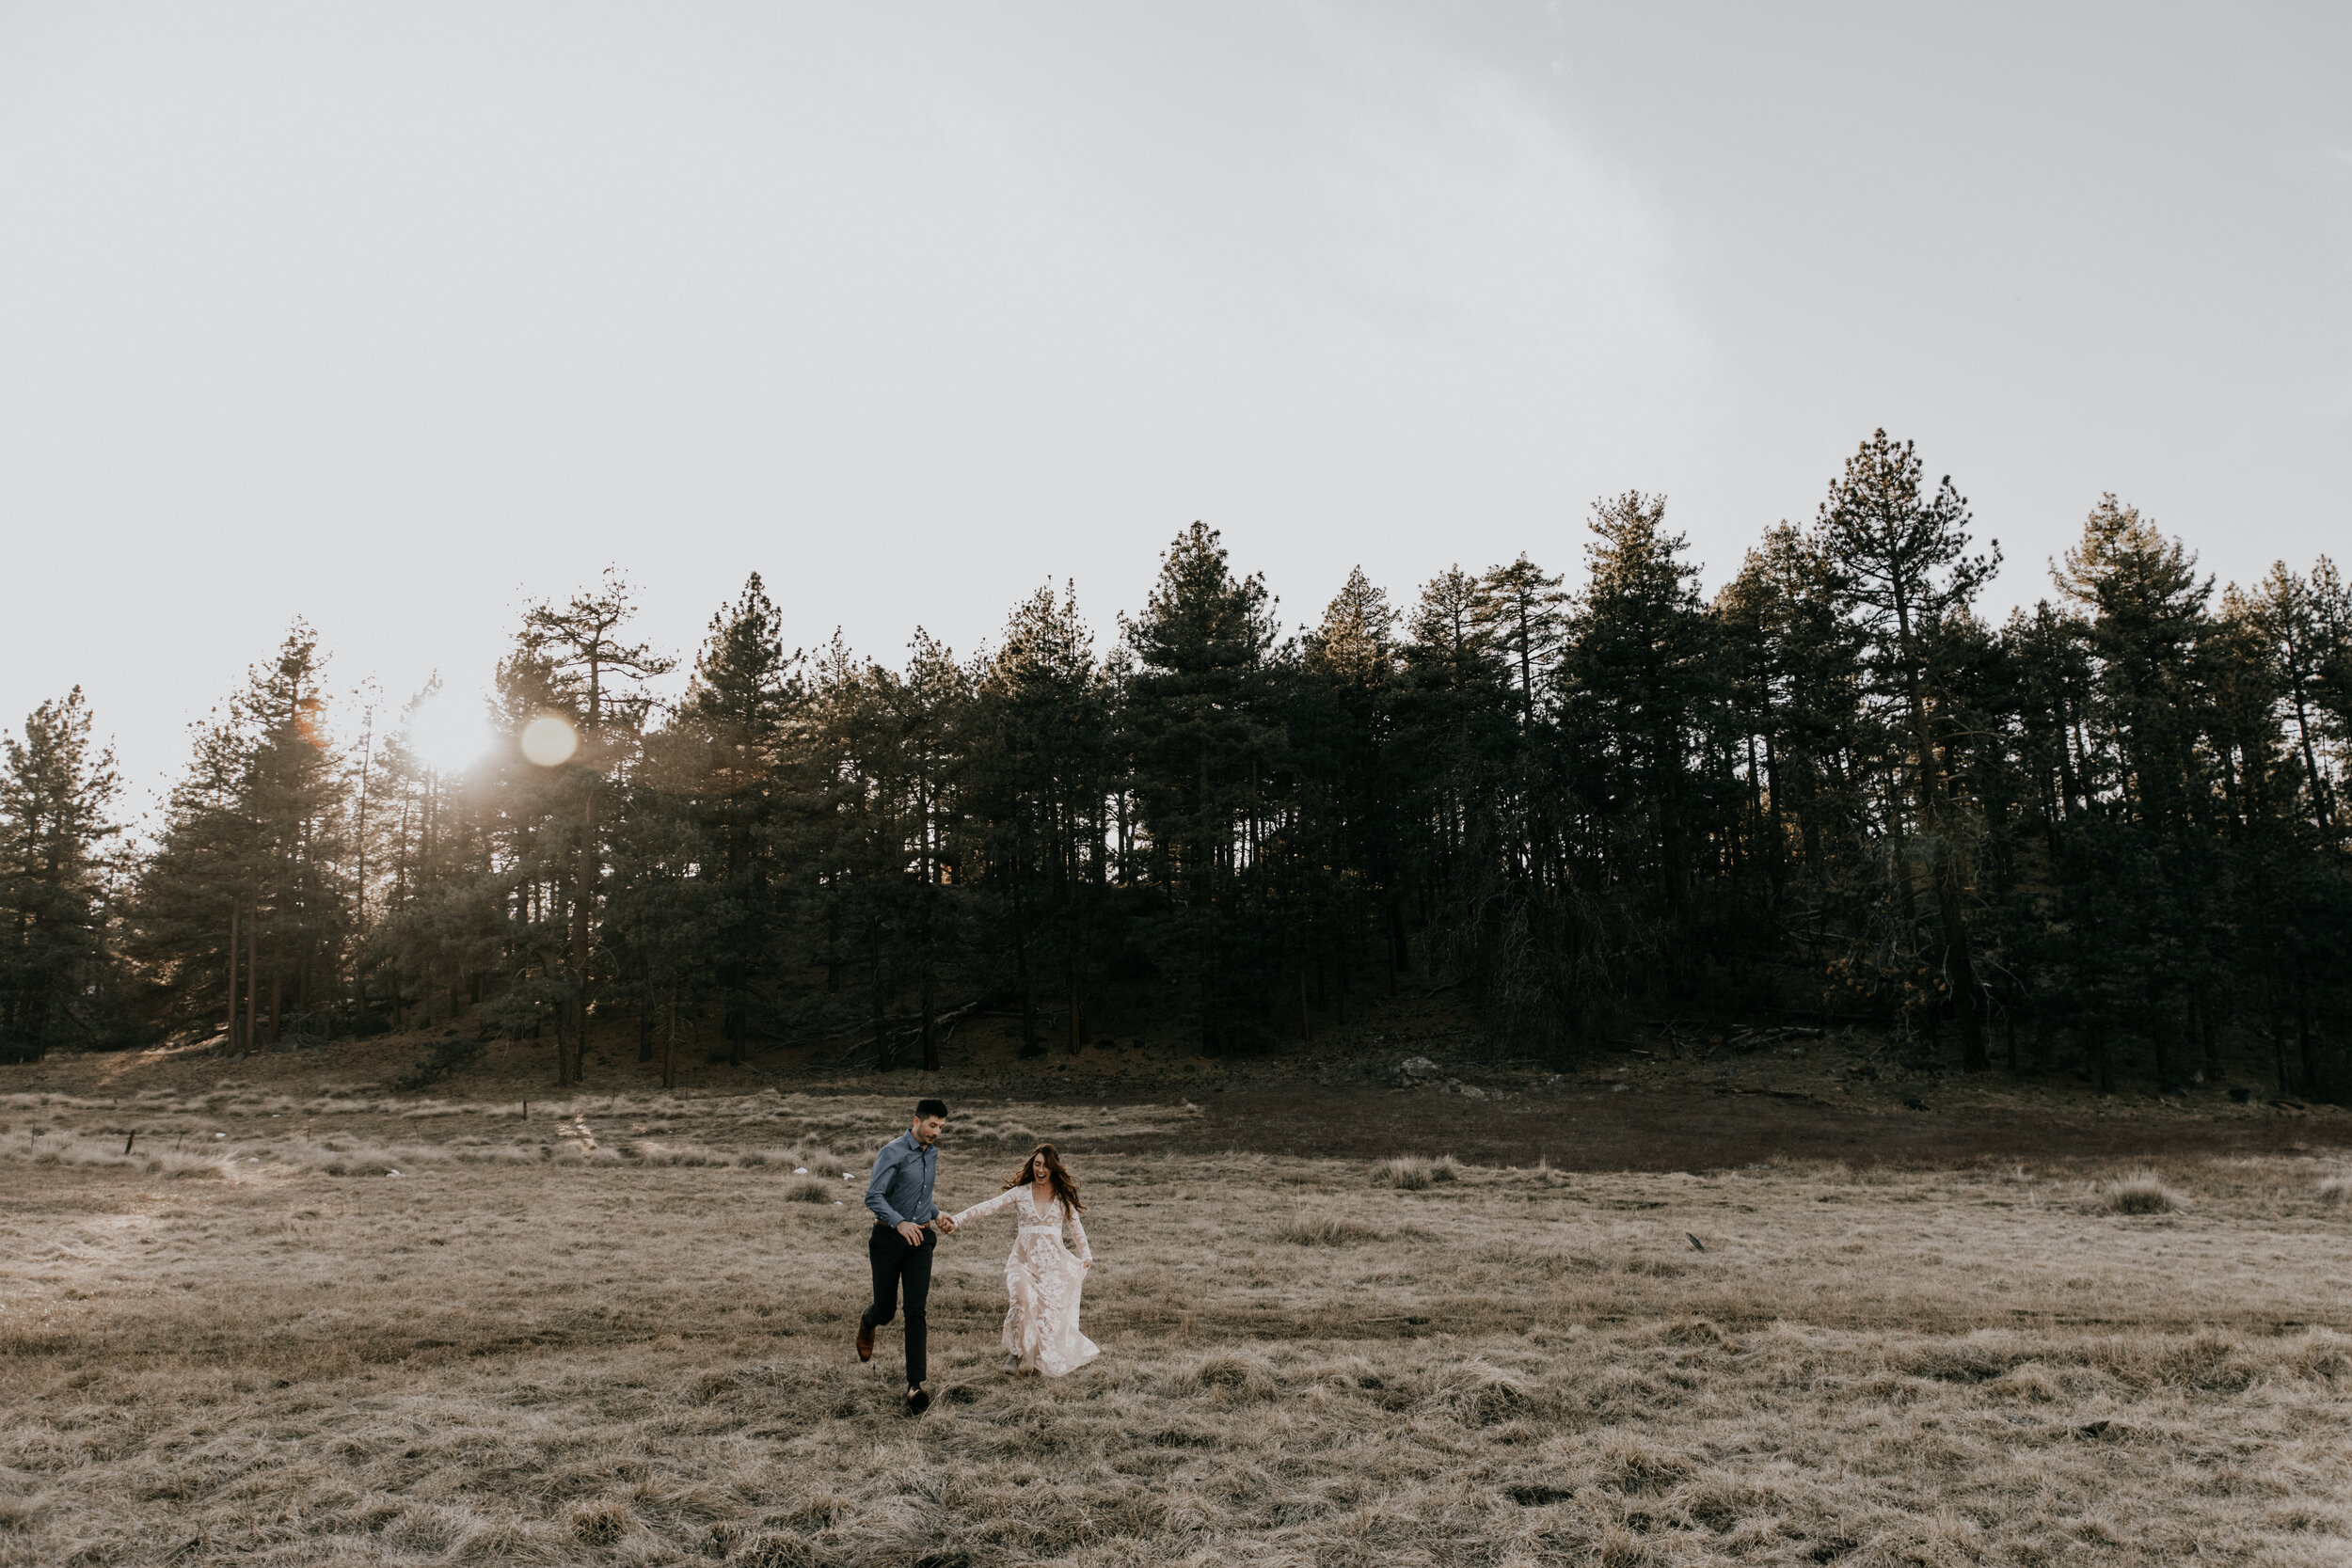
915;1099;949;1121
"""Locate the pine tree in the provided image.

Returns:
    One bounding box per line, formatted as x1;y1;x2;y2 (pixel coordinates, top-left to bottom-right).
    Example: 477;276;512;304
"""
1474;554;1568;728
2248;560;2343;832
1395;563;1511;923
1813;432;2000;1072
359;676;506;1034
970;585;1105;1057
671;574;800;1066
130;626;354;1048
1121;523;1284;1053
1713;525;1867;910
1562;492;1715;928
896;628;974;1067
1299;567;1408;985
515;573;674;1084
0;689;123;1058
2053;497;2213;829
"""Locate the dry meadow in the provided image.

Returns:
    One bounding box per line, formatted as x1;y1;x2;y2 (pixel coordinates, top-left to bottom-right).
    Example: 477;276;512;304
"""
4;1077;2351;1566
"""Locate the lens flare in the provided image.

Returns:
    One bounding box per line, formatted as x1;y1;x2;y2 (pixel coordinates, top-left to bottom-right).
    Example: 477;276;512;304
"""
519;713;579;768
406;689;490;774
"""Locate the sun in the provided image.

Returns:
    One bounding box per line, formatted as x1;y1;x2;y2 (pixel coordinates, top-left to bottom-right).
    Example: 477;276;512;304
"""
405;688;490;775
519;713;578;768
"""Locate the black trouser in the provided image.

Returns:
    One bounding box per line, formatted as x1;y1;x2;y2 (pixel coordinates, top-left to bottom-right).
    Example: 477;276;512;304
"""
863;1224;934;1386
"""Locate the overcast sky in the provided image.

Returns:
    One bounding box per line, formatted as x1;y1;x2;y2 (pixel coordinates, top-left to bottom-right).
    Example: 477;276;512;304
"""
3;3;2346;816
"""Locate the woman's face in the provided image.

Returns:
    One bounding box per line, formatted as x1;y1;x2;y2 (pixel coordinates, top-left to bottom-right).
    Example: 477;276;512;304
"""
1031;1152;1047;1181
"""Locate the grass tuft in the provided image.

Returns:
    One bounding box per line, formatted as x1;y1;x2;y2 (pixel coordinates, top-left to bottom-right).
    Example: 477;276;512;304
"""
1601;1434;1699;1495
2317;1173;2352;1206
2102;1170;2185;1214
1278;1210;1384;1246
1373;1152;1462;1189
1194;1353;1279;1401
569;1500;631;1545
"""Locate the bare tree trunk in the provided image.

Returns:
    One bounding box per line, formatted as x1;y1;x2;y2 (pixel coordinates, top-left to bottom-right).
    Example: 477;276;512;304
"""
662;989;676;1092
872;927;890;1071
1901;678;1988;1073
552;862;577;1086
1299;968;1312;1043
572;799;595;1084
920;984;939;1072
226;906;239;1052
2299;998;2319;1099
1198;750;1215;1054
246;907;259;1053
354;706;373;938
2197;987;2220;1081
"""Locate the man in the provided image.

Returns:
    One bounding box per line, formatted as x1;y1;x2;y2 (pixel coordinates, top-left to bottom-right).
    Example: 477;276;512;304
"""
858;1098;958;1413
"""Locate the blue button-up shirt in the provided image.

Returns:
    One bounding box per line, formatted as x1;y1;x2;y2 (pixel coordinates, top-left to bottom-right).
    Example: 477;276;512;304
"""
865;1131;939;1228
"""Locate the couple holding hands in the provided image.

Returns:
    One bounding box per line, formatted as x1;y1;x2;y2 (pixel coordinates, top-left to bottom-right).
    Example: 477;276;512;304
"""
854;1098;1100;1414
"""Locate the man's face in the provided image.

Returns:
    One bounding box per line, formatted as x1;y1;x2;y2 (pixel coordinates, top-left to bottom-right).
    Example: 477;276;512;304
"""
912;1116;946;1147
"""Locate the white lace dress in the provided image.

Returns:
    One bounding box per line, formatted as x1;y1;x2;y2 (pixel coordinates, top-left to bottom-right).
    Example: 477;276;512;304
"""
948;1185;1100;1376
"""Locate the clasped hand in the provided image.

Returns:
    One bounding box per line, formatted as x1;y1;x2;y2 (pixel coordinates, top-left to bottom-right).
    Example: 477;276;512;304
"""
898;1214;957;1246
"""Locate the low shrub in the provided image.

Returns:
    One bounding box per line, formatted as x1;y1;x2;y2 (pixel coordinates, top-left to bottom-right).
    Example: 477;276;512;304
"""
392;1036;483;1093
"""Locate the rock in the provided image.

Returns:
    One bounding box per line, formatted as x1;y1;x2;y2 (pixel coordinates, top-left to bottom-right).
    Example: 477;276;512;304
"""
1398;1056;1438;1079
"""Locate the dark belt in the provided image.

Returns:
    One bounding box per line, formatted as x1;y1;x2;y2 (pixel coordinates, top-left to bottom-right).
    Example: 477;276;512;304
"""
875;1221;936;1230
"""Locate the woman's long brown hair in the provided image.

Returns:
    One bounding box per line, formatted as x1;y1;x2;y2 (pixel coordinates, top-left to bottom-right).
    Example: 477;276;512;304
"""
1000;1143;1084;1212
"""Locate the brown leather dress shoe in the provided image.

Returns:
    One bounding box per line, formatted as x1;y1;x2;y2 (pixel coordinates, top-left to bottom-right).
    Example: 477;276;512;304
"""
855;1321;874;1363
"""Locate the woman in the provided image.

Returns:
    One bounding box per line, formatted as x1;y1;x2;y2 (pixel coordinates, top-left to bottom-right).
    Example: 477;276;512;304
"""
947;1143;1100;1376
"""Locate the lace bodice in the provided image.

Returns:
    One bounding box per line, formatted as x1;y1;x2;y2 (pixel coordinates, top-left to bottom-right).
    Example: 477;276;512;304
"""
949;1183;1092;1262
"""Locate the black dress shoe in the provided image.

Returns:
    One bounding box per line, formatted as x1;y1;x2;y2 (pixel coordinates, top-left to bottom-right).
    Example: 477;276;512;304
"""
906;1386;930;1415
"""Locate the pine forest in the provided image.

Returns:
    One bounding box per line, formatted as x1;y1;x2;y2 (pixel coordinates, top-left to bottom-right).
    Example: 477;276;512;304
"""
7;432;2349;1100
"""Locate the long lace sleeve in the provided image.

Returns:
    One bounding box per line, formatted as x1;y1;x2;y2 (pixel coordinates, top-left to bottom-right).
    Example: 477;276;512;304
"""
1067;1207;1091;1264
949;1186;1018;1229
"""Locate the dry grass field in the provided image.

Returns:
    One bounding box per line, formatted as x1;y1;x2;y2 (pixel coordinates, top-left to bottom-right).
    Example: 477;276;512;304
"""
5;1070;2352;1566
